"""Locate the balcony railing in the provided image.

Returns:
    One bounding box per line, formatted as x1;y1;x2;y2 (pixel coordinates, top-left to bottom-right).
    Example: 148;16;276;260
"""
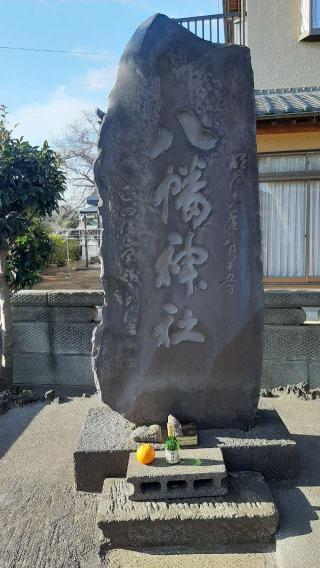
174;12;245;45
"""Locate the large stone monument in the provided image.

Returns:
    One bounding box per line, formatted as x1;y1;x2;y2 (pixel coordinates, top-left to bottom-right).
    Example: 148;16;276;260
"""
93;13;263;429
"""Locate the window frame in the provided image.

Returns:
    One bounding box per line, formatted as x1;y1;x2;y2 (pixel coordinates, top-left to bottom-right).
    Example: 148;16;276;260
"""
299;0;320;41
258;150;320;284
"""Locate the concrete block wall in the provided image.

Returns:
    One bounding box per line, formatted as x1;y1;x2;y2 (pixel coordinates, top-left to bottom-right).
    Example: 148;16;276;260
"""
8;289;320;390
11;290;103;390
263;290;320;389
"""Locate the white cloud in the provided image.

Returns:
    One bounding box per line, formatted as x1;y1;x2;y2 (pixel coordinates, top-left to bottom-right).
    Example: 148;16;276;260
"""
11;86;95;145
82;65;118;92
10;60;118;146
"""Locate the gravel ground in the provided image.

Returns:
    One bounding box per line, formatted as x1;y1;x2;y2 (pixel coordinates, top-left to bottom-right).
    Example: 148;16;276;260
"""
0;395;319;567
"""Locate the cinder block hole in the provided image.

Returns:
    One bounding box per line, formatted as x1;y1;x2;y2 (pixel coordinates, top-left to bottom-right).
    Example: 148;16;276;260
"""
193;478;213;491
140;482;161;493
167;480;187;492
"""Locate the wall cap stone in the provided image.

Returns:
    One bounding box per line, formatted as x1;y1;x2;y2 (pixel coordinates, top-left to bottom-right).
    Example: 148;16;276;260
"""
264;290;320;307
11;290;103;307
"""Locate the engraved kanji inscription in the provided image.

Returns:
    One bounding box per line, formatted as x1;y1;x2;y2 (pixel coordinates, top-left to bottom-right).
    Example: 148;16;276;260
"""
152;304;204;348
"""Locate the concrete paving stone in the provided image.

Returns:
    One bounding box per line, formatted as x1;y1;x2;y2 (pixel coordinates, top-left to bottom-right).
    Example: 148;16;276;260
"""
13;322;96;354
264;308;306;325
264;290;320;307
126;447;227;501
47;290;104;307
13;353;94;386
12;306;98;322
97;472;278;549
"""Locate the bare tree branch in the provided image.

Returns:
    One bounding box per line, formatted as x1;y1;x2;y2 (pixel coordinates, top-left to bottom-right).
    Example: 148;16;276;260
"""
54;109;99;207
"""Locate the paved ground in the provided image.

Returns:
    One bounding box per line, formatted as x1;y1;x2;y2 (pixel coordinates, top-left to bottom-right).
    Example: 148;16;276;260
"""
0;395;319;567
33;263;102;290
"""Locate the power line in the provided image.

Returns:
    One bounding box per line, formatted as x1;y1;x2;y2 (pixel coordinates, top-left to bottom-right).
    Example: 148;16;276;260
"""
0;45;120;56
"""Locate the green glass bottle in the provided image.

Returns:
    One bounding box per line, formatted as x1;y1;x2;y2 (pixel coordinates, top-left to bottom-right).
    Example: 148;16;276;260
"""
165;422;180;464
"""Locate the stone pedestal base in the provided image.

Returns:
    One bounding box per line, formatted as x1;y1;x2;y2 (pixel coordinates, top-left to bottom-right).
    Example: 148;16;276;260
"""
97;472;278;549
74;405;298;493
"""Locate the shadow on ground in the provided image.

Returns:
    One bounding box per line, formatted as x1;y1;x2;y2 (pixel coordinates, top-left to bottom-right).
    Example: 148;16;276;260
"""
0;403;45;459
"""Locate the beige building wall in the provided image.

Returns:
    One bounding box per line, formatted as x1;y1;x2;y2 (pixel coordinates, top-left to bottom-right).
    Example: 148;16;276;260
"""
257;130;320;152
246;0;320;89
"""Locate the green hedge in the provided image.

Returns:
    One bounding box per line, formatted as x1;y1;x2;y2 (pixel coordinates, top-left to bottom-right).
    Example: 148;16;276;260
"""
6;222;81;291
48;234;80;266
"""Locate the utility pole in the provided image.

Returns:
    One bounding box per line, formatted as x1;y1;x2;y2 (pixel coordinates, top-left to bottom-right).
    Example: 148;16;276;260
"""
84;214;89;268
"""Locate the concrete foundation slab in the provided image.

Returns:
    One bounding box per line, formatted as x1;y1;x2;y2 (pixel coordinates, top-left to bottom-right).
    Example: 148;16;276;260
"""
126;447;227;501
97;472;278;549
74;406;298;492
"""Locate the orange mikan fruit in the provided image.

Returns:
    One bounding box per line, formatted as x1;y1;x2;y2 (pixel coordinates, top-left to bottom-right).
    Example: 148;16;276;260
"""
136;443;155;465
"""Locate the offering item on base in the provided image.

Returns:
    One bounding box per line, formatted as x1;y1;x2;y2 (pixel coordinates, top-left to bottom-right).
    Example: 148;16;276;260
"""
136;443;155;465
165;421;180;464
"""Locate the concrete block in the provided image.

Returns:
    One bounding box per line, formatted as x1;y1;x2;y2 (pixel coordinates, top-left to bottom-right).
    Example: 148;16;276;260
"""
13;354;94;386
97;473;278;548
11;291;48;306
13;322;96;354
264;308;306;325
264;325;320;360
74;407;137;492
12;306;97;322
74;406;298;493
126;447;227;501
262;360;308;389
47;290;103;307
264;290;320;307
308;361;320;389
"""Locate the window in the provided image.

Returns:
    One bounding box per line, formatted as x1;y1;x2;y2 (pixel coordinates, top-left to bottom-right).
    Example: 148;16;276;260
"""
259;152;320;281
300;0;320;40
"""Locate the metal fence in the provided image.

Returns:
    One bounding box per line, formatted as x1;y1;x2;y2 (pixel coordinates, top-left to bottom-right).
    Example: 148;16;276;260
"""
60;228;102;271
174;12;245;45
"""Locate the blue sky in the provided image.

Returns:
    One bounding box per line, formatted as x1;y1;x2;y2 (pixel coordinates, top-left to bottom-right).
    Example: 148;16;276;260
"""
0;0;222;145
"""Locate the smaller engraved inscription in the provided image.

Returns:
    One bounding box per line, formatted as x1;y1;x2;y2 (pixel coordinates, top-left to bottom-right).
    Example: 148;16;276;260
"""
220;153;247;296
